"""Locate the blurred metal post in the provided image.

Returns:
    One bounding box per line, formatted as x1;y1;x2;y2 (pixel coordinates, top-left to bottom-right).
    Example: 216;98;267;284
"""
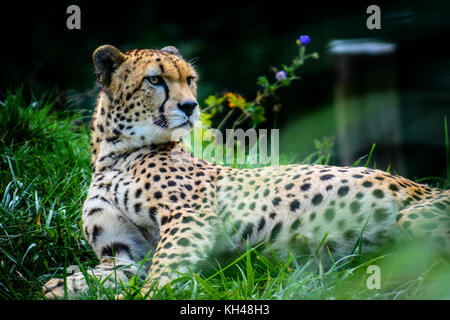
329;39;404;172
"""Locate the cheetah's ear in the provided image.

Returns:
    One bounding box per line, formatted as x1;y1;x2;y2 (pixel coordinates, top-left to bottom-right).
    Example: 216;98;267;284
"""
93;45;125;86
161;46;182;57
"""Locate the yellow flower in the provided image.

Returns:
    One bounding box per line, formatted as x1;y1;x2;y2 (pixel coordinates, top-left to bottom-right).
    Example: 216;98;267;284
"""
223;92;246;110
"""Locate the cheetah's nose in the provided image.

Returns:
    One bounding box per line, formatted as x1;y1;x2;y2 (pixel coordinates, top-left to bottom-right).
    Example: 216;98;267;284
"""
177;101;198;117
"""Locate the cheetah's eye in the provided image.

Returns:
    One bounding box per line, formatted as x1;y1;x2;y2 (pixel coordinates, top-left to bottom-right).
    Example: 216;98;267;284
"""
186;76;195;86
145;75;164;86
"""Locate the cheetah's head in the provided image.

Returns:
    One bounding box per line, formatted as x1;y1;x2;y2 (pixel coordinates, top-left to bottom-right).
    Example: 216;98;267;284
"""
93;45;199;147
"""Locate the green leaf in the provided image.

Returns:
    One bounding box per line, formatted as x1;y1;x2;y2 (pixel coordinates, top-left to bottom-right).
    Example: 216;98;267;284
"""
257;76;269;87
204;95;224;107
248;105;266;126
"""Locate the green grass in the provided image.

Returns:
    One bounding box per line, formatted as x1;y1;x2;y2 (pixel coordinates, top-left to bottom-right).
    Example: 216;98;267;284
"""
0;88;94;299
0;88;449;300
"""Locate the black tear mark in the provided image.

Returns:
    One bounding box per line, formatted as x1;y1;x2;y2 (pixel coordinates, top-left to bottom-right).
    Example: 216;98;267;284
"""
159;83;170;115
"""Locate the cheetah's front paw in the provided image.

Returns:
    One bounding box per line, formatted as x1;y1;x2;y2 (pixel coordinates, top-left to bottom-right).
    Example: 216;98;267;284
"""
44;266;91;299
42;278;66;299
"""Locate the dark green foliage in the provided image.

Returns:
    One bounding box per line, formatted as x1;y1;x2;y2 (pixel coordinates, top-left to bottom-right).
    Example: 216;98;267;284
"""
0;88;93;299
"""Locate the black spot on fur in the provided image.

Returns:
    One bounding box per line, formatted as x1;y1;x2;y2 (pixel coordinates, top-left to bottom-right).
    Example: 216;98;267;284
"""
101;242;131;258
285;183;294;190
290;200;300;211
291;219;301;230
433;202;446;211
373;189;384;199
92;225;103;243
134;203;142;213
312;194;323;206
177;238;190;246
135;188;142;198
87;208;103;216
242;224;254;240
374;208;389;222
257;217;266;232
320;174;335;181
272;197;281;206
324;208;335;221
164;242;172;249
270;222;282;241
350;201;361;214
149;207;157;223
362;181;373;188
300;183;311;191
389;184;399;192
337;186;349;197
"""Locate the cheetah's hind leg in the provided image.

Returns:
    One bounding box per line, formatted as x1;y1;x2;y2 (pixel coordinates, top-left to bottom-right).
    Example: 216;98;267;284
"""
395;190;450;252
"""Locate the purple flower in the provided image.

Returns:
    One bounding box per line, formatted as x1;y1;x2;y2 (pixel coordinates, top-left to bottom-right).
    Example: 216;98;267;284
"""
299;35;311;45
275;70;287;81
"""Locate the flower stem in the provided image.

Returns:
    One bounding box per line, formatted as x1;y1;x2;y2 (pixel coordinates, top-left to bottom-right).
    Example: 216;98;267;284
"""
232;113;250;129
216;108;235;131
300;46;306;61
201;104;216;113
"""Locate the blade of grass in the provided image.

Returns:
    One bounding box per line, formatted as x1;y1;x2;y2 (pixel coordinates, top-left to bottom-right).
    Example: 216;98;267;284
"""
364;143;376;167
444;116;449;185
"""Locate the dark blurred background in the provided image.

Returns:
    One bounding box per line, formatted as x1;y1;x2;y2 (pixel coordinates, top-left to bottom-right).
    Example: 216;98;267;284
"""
1;0;449;180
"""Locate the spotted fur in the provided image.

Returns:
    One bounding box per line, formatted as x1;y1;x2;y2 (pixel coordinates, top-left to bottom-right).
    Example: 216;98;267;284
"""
43;45;450;299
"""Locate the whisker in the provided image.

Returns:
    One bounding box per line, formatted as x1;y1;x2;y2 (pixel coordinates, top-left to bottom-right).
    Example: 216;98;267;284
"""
189;57;200;65
154;117;168;128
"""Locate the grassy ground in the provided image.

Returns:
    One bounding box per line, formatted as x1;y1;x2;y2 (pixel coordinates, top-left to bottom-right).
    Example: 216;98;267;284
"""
0;89;449;300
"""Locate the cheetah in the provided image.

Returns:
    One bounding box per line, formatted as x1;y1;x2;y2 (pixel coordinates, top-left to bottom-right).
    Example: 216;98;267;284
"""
43;44;450;299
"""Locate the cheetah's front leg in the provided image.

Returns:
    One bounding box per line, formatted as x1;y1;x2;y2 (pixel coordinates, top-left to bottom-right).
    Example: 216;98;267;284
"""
140;207;219;297
43;202;154;299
